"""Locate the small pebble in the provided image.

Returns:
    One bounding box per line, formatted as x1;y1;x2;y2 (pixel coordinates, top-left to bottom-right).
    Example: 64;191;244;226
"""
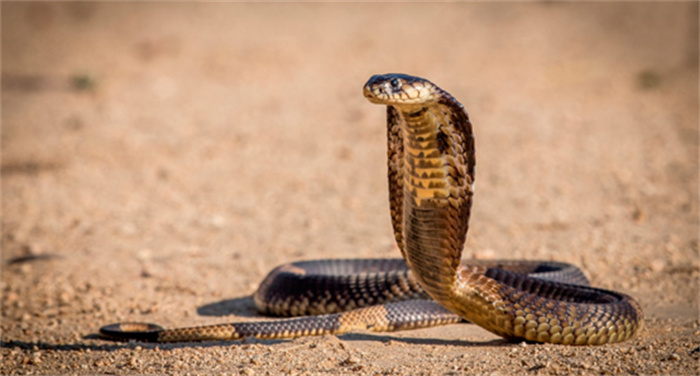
210;215;226;229
650;259;665;273
5;291;19;303
340;355;360;365
31;353;42;365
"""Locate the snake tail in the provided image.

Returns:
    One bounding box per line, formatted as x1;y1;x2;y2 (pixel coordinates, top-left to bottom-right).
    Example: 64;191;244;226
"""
99;300;460;342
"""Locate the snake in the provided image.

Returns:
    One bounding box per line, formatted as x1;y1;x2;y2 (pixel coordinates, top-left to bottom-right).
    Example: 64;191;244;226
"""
99;74;643;345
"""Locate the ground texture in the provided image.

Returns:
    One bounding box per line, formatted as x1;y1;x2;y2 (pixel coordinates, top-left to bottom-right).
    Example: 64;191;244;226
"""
2;3;698;375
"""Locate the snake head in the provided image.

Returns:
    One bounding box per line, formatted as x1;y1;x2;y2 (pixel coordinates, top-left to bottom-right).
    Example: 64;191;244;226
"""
363;74;441;106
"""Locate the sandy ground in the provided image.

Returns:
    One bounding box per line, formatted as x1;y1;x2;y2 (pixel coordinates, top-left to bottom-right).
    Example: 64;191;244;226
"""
2;2;698;375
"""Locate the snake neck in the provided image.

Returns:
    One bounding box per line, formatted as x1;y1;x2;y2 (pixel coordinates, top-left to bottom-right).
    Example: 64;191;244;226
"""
395;104;475;311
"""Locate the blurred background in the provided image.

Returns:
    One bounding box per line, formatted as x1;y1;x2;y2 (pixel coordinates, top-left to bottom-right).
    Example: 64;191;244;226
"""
1;3;698;374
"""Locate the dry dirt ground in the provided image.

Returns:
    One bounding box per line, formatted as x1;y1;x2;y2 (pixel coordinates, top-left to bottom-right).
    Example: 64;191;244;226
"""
1;3;698;375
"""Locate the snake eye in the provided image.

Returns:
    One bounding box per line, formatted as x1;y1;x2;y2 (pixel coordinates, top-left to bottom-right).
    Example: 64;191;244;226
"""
390;78;400;89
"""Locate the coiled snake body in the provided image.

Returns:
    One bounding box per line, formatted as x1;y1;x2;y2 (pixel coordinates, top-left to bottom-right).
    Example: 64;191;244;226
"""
100;74;643;345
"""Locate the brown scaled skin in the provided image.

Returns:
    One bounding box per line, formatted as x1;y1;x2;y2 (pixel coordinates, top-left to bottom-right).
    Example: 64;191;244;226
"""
363;73;643;345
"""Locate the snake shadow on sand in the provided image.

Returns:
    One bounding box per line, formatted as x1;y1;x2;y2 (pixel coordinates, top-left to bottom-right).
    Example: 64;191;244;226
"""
197;296;260;318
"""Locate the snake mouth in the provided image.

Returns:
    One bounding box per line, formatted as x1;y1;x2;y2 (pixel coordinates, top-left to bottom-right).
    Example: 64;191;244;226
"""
362;86;381;103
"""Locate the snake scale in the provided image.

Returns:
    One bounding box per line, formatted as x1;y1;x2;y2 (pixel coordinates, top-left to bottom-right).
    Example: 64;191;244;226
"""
100;74;643;345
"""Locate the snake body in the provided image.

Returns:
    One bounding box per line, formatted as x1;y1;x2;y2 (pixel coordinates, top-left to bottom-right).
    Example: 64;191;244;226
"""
99;74;643;345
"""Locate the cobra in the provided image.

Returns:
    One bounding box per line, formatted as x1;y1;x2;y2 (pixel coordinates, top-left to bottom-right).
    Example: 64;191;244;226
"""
99;74;643;345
